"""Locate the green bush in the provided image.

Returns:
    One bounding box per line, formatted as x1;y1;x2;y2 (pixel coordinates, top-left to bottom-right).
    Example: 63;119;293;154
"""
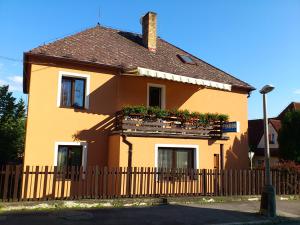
121;106;229;123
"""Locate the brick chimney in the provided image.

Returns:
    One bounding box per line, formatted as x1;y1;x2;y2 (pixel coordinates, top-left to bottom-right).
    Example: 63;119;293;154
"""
142;12;157;53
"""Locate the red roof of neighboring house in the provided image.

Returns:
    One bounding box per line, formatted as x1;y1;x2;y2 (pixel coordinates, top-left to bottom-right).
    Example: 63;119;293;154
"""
277;102;300;120
248;118;281;152
248;119;264;149
24;25;255;93
269;119;281;133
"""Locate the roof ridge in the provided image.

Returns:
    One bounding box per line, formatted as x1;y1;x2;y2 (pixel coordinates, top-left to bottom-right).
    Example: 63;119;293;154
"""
28;24;145;54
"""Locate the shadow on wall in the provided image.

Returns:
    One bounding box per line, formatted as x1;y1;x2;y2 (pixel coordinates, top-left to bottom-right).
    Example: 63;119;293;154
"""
74;75;119;115
71;74;119;166
71;75;201;166
225;132;249;169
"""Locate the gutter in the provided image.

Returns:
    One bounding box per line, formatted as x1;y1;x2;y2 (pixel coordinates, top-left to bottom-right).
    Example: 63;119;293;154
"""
121;134;132;196
121;134;132;168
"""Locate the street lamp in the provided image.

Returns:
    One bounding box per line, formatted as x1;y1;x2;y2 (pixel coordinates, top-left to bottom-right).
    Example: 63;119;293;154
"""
259;84;276;217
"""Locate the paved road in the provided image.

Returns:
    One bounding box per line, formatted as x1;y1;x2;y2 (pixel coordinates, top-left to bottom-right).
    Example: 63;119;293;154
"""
0;200;299;225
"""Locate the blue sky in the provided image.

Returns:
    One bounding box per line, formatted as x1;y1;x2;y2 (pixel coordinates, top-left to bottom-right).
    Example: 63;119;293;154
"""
0;0;299;119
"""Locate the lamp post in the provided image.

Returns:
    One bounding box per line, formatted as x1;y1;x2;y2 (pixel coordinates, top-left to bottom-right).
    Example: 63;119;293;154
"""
248;151;254;170
259;84;276;217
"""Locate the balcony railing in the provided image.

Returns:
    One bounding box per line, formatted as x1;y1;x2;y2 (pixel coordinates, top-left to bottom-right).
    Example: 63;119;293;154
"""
114;111;228;139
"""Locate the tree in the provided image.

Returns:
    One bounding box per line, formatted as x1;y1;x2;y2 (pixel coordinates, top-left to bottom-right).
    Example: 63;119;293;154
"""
0;85;26;164
278;110;300;163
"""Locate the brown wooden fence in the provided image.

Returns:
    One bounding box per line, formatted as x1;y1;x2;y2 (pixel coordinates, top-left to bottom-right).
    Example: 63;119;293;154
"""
0;165;299;202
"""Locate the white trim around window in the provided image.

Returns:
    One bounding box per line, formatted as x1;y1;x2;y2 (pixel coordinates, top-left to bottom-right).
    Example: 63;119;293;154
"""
154;144;199;169
57;71;90;109
147;83;166;109
54;141;88;170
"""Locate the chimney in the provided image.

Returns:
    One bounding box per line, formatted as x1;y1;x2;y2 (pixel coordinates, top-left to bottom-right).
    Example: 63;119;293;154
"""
142;12;157;53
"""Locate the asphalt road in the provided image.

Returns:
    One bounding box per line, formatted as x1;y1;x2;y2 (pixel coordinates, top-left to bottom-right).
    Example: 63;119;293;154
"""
0;200;299;225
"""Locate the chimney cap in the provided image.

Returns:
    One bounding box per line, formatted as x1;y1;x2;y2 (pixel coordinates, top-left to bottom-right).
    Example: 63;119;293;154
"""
140;11;157;24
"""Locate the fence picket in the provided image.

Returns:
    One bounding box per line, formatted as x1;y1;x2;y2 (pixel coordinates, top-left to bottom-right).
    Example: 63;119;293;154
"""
1;166;300;202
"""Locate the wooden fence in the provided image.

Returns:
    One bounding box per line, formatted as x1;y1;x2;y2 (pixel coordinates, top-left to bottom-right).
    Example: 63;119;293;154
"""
0;165;299;202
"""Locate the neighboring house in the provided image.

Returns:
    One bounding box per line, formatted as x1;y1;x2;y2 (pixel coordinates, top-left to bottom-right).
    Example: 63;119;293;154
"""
23;12;254;171
248;101;300;167
248;119;281;167
277;102;300;120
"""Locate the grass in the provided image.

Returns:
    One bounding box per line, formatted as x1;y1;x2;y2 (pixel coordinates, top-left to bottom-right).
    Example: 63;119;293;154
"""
0;195;299;213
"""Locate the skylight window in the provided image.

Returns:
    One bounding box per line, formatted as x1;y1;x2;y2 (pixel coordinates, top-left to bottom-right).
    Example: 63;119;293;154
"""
178;55;196;65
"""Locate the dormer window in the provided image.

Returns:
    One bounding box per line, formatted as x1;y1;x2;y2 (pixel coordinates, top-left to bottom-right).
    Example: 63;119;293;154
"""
178;54;196;65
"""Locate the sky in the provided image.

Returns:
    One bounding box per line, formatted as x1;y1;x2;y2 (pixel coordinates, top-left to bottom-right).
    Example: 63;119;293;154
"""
0;0;299;119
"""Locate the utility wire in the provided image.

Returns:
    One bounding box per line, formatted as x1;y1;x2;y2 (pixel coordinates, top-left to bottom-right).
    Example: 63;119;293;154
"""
0;55;22;62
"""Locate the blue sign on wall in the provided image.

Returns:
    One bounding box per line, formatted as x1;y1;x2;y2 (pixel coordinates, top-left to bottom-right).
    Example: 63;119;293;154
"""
222;121;240;133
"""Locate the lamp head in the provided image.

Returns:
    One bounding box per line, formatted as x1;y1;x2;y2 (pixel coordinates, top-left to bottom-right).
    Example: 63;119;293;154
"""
259;85;275;94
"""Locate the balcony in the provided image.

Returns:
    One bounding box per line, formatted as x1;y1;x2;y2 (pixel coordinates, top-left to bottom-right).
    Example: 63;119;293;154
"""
113;106;229;139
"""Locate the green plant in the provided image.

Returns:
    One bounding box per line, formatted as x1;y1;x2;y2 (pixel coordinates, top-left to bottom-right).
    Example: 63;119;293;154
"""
168;108;180;117
278;111;300;163
178;109;191;121
218;114;229;122
121;106;229;126
122;105;147;116
205;113;218;122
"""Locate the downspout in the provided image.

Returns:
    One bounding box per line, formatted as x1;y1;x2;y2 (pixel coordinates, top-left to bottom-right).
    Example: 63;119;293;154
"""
121;134;132;196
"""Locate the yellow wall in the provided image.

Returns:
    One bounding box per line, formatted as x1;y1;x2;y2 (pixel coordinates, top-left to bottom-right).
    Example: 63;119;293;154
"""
109;135;247;169
25;64;249;169
24;64;119;166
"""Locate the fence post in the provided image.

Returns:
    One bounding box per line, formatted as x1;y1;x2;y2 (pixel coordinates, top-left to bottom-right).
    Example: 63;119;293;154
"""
203;169;207;196
2;165;10;201
94;166;99;198
126;167;132;197
13;165;22;201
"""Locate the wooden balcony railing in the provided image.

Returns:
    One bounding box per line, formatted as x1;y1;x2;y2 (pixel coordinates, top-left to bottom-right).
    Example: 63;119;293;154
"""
114;111;228;139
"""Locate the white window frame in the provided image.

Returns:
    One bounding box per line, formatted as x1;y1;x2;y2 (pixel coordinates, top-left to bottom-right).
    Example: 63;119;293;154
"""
147;83;166;109
54;141;88;170
154;144;199;169
57;71;90;109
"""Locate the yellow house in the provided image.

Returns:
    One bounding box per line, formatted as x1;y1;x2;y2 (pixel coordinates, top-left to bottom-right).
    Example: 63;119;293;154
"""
23;12;255;171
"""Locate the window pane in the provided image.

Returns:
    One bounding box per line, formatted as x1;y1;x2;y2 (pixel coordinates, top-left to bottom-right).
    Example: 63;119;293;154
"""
74;79;85;108
149;86;162;108
57;146;68;168
176;150;189;169
69;146;82;167
158;148;172;168
61;78;72;107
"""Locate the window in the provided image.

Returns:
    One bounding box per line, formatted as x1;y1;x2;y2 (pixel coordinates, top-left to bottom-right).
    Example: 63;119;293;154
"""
178;54;196;65
147;84;165;109
61;77;86;108
57;145;83;169
269;133;275;144
158;147;194;169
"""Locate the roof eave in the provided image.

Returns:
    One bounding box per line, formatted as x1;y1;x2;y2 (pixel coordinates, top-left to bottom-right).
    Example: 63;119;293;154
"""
22;52;124;94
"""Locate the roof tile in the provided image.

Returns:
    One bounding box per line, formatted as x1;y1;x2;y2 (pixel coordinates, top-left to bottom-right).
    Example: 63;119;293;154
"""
28;25;254;90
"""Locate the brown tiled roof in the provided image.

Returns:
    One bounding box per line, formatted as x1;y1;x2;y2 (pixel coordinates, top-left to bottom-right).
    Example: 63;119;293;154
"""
269;119;281;133
248;119;264;148
277;102;300;120
248;118;281;148
27;25;254;91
